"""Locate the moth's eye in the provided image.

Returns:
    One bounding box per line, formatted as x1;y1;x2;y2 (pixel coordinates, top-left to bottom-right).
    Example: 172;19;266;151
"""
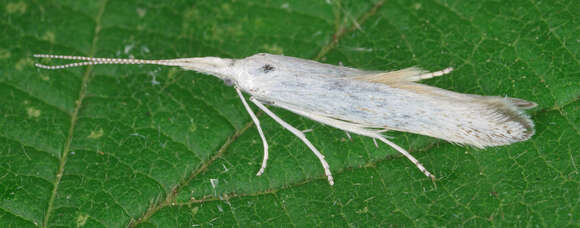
260;64;275;73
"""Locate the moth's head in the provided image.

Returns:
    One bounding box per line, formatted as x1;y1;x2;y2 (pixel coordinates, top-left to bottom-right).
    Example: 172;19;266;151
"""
176;57;238;84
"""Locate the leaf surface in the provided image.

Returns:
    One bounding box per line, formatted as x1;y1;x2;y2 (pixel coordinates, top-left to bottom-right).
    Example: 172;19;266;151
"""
0;0;578;227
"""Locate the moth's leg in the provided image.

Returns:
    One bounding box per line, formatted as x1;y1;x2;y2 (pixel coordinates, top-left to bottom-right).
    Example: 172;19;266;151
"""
250;97;335;185
361;67;454;83
373;135;435;180
413;67;454;81
372;138;379;148
235;87;269;176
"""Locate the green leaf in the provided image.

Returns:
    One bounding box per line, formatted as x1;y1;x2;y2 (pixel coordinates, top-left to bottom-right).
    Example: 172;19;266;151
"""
1;0;578;227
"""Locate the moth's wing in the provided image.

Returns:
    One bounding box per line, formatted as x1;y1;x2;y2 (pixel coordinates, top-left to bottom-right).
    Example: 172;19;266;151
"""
380;81;536;147
350;68;537;147
254;68;536;148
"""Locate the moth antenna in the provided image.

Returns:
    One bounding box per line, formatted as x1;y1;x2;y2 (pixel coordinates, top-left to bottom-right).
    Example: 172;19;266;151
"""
35;61;100;70
33;54;180;70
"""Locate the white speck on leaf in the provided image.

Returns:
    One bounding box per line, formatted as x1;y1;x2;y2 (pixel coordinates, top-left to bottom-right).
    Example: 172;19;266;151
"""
6;2;27;14
136;8;146;18
26;107;41;118
124;44;134;54
76;213;89;227
87;128;104;139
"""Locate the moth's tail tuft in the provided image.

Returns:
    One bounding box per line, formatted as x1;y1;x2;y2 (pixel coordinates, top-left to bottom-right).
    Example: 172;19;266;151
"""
463;96;536;148
502;97;536;140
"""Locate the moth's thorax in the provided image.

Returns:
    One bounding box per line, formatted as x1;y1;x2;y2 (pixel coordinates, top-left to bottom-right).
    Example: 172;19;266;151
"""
232;54;282;95
232;53;367;96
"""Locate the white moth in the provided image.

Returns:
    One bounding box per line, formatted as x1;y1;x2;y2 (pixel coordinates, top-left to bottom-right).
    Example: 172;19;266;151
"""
34;53;536;185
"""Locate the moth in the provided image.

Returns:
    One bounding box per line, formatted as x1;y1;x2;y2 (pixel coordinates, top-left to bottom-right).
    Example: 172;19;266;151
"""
34;53;536;185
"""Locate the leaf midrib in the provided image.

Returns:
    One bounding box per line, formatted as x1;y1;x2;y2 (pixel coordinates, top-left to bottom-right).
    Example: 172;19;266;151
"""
42;0;110;227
